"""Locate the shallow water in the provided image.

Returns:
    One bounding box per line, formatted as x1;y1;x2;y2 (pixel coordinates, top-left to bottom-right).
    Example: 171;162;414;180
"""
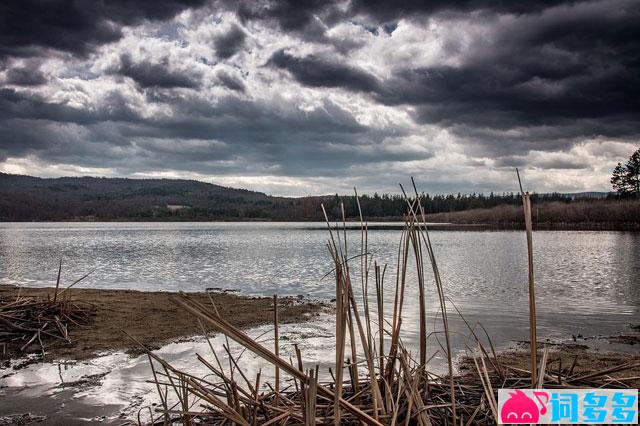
1;317;339;423
1;222;639;422
1;313;636;424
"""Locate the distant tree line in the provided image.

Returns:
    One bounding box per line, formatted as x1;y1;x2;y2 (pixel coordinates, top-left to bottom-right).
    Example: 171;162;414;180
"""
315;191;574;220
1;173;616;223
426;198;640;230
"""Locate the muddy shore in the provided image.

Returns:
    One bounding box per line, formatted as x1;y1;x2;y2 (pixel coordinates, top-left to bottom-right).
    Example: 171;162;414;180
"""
459;343;640;388
0;285;327;361
1;285;638;425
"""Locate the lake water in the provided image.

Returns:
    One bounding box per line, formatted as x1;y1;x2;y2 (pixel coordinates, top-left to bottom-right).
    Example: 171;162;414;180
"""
1;222;639;422
1;222;638;347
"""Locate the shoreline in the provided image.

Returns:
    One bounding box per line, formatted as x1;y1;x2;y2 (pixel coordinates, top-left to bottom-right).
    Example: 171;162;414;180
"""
2;220;638;231
2;286;638;425
0;285;328;362
3;335;639;425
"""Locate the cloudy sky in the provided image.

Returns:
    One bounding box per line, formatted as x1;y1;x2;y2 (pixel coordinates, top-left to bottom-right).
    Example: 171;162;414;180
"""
0;0;638;195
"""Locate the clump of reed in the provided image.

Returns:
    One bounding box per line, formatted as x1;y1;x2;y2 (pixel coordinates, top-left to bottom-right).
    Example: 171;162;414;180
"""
135;178;639;425
0;261;95;357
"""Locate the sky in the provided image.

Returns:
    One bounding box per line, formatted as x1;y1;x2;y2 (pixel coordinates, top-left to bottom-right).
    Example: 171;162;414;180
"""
0;0;638;196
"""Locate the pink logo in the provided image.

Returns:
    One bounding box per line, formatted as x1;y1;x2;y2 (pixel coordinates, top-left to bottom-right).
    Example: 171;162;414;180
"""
500;389;548;423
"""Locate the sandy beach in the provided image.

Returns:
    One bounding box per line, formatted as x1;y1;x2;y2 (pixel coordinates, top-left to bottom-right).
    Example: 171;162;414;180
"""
0;285;326;361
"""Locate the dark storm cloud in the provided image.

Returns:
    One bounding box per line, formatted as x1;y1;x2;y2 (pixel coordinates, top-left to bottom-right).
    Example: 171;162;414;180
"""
268;49;380;92
4;64;47;86
112;54;201;89
0;89;137;163
134;93;371;147
367;0;640;148
377;59;638;128
347;0;573;22
213;24;246;59
0;0;615;62
0;88;140;125
217;71;246;92
0;0;207;58
238;0;639;150
236;0;335;33
0;85;414;177
231;0;573;39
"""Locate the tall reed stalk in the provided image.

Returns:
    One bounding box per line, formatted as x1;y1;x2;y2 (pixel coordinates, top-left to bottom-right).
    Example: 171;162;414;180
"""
517;168;538;387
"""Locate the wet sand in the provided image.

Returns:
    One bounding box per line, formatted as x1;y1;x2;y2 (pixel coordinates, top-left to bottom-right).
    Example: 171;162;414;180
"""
0;285;327;361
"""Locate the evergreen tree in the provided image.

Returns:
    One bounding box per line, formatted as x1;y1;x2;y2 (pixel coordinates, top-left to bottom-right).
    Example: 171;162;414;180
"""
611;148;640;195
611;162;629;193
625;149;640;194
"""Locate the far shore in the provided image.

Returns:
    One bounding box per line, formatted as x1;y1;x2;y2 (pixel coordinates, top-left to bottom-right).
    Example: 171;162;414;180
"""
2;220;638;231
0;285;327;361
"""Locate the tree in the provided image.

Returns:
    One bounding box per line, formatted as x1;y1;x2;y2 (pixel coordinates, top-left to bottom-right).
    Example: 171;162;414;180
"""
625;149;640;194
611;163;629;193
611;148;640;195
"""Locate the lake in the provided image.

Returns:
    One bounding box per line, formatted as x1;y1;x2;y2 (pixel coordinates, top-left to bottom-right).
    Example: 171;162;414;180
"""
1;222;638;351
2;222;639;423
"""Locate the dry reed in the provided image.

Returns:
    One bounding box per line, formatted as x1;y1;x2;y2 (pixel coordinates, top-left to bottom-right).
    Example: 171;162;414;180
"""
130;179;637;425
0;263;95;357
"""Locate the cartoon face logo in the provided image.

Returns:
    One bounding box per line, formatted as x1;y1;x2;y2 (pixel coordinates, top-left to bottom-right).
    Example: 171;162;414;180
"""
501;389;548;423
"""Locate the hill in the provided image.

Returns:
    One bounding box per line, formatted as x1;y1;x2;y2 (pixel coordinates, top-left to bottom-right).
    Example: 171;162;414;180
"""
0;173;298;221
0;173;637;229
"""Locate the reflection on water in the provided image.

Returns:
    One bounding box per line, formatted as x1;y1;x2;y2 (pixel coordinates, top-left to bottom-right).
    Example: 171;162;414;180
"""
1;318;338;423
1;222;638;323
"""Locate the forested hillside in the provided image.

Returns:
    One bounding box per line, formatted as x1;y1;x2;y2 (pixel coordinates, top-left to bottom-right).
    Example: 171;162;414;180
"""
0;173;618;223
0;173;294;221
